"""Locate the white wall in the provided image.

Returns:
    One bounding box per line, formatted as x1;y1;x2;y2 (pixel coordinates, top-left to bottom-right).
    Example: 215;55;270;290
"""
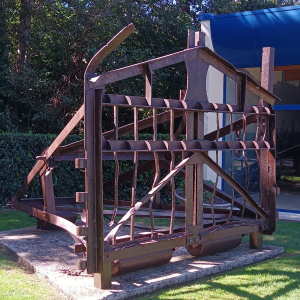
202;20;224;188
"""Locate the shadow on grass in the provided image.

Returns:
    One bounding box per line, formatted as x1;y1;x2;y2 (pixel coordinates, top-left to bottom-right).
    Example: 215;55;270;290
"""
141;255;300;299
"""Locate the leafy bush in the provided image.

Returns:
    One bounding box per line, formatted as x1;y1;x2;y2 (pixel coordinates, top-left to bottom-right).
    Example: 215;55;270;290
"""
0;133;184;206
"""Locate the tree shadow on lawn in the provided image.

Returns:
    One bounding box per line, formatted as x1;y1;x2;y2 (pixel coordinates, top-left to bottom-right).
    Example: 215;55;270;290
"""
143;255;300;299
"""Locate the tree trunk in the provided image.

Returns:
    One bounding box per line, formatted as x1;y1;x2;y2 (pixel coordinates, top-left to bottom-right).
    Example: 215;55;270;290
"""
17;0;32;73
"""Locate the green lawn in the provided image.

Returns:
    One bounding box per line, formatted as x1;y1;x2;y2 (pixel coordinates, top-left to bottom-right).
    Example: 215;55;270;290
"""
0;210;62;299
1;210;300;299
0;250;62;300
138;255;300;299
0;210;36;231
138;220;300;299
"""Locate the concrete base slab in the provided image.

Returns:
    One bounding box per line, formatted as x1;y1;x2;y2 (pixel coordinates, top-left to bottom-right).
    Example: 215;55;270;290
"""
0;227;284;300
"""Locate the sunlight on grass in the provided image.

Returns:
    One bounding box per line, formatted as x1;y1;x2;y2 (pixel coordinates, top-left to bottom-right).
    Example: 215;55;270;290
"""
0;251;61;300
280;175;300;183
243;221;300;254
139;256;300;299
0;211;36;232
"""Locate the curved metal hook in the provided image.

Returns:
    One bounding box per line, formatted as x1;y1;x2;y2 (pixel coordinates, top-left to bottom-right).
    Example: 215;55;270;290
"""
85;23;136;77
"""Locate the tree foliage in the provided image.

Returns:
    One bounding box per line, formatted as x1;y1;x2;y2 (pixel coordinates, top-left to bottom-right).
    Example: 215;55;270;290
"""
0;0;297;134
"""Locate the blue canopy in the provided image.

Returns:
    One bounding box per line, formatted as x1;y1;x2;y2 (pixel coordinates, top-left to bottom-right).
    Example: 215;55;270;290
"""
201;5;300;68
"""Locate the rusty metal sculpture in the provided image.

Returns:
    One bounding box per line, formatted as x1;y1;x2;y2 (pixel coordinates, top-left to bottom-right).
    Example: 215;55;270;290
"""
10;24;277;289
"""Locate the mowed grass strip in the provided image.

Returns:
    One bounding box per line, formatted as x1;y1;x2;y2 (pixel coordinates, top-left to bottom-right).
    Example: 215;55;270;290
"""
138;220;300;299
138;255;300;299
0;210;36;231
0;210;62;299
0;250;62;300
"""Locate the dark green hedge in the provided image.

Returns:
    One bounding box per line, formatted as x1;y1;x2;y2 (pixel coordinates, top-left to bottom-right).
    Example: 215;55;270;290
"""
0;133;183;205
0;133;84;205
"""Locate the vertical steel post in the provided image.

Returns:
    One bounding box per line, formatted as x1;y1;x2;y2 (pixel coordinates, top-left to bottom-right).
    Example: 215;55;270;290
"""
251;47;276;249
185;30;207;228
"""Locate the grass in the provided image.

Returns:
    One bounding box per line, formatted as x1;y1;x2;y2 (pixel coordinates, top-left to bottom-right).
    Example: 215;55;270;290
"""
0;210;62;299
243;221;300;254
138;255;300;299
1;210;300;299
138;220;300;299
0;250;62;300
0;210;36;231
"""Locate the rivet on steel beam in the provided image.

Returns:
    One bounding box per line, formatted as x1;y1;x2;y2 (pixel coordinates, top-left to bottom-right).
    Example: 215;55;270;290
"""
189;239;192;243
74;243;86;254
77;259;87;271
194;238;198;242
76;192;87;203
75;158;87;169
76;226;88;237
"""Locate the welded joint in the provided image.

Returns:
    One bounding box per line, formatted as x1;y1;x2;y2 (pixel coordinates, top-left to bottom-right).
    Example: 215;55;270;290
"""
76;192;87;203
76;226;88;237
75;158;87;169
77;259;87;271
74;243;86;254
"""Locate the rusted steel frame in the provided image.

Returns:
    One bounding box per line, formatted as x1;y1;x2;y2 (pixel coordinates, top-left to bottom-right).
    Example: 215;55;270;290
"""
89;47;278;105
149;152;160;236
227;104;235;222
259;47;275;106
236;73;247;112
185;112;194;228
112;218;253;249
197;219;262;236
160;159;255;216
105;224;260;262
198;224;261;242
151;107;161;208
259;47;276;235
114;106;118;140
185;30;206;229
105;233;190;262
85;89;106;278
241;114;249;219
170;110;175;234
103;160;152;190
174;114;186;141
103;209;228;220
29;204;83;213
253;106;261;171
104;109;184;140
55;108;272;157
106;216;234;250
85;23;135;76
89;47;200;88
203;182;255;215
94;89;110;287
39;160;56;214
204;114;257;141
103;139;273;152
104;154;195;243
14;202;86;238
85;89;97;272
196;152;269;219
108;152;119;227
13;105;84;202
130;107;139;240
103;200;241;216
103;94;274;113
210;110;220;226
52;152;85;161
17;197;76;206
